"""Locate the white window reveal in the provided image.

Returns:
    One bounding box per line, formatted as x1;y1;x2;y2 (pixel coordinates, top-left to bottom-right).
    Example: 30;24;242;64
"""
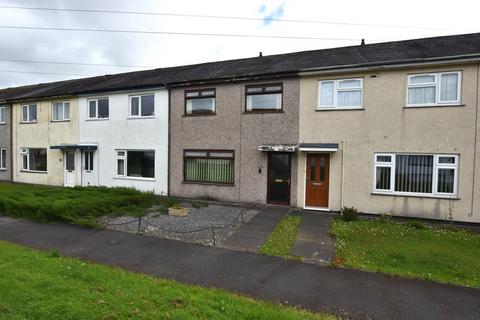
130;94;155;117
407;71;461;107
0;148;6;170
22;104;37;123
52;101;70;121
0;106;6;124
373;153;458;197
88;98;109;119
116;150;155;179
21;148;47;172
318;79;363;109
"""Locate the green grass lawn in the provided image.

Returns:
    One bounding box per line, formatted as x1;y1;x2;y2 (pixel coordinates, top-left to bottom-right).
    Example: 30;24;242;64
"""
261;215;302;259
0;182;163;228
332;218;480;288
0;241;333;320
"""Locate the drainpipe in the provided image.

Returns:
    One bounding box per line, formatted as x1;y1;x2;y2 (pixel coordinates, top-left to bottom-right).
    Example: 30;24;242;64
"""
167;85;171;196
9;104;13;181
471;64;480;217
340;139;346;210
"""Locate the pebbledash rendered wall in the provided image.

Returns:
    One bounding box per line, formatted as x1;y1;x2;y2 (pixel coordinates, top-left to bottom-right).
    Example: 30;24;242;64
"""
169;78;300;205
297;63;480;223
0;104;11;181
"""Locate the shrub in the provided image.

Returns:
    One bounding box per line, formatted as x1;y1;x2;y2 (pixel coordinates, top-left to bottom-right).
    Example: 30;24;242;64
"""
191;200;208;209
406;220;426;229
341;206;359;222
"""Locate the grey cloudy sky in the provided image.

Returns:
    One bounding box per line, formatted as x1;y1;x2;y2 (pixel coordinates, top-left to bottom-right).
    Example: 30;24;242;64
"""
0;0;478;89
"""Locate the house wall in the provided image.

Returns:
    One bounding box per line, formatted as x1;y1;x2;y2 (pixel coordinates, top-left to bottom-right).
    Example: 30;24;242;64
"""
78;89;169;194
169;78;299;205
12;98;78;186
297;63;480;223
0;104;11;181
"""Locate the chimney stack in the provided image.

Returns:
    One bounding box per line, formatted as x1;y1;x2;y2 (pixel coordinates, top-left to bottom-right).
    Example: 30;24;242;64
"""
259;51;263;57
361;39;365;46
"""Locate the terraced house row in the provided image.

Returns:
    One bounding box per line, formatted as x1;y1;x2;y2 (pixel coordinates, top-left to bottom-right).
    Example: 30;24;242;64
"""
1;33;480;223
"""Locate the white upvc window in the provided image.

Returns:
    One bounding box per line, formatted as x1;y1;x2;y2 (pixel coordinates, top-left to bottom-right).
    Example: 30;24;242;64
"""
0;106;6;124
129;94;155;117
116;150;155;179
0;148;6;170
52;101;70;121
318;78;363;109
87;98;109;119
20;148;47;172
406;71;461;107
373;153;459;198
22;104;37;123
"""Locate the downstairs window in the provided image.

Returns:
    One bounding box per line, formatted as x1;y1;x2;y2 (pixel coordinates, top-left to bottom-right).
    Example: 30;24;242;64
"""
184;150;234;184
374;153;458;197
116;150;155;179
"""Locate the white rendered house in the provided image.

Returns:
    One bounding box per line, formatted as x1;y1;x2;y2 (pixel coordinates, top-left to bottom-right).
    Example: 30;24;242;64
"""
77;88;169;194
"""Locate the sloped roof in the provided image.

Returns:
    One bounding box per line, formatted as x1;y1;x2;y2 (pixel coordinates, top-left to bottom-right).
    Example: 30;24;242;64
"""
1;32;480;102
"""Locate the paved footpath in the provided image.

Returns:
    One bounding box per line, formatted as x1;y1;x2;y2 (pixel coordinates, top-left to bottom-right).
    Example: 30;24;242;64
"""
0;217;479;320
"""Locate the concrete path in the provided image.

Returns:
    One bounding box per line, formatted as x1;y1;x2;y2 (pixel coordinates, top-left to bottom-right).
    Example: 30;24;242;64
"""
0;217;478;320
220;206;289;252
291;210;335;265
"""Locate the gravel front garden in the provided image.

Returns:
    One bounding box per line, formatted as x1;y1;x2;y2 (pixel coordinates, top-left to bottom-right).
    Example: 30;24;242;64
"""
101;202;260;246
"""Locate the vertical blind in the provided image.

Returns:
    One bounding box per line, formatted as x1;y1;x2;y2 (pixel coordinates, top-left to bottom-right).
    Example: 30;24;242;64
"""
184;151;234;184
395;155;433;193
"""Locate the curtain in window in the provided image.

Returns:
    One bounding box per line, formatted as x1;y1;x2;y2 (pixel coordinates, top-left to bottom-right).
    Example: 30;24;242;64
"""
408;87;436;105
320;81;334;105
185;158;234;184
395;155;433;193
337;90;361;106
440;73;458;102
186;98;215;114
0;108;5;122
29;149;47;171
246;94;282;110
53;103;63;120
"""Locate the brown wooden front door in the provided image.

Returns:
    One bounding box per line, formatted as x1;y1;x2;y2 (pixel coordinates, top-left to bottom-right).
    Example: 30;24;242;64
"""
267;153;291;205
305;154;330;208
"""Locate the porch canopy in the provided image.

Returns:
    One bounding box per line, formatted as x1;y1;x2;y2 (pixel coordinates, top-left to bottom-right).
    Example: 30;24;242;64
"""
298;143;338;152
258;144;297;152
50;144;97;151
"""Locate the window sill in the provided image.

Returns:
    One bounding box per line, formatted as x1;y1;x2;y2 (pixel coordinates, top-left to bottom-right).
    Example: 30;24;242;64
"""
0;168;6;171
183;113;216;117
315;107;364;111
404;104;465;109
114;176;155;182
20;121;37;124
86;118;110;121
0;122;6;125
20;170;47;174
243;110;283;114
371;192;459;200
51;120;71;123
183;181;235;187
127;116;156;120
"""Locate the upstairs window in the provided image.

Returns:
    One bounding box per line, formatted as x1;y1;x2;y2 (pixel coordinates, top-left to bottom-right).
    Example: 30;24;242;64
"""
0;106;6;124
22;104;37;123
88;98;109;119
0;148;6;170
407;71;461;106
21;148;47;172
130;94;155;117
52;101;70;121
245;84;282;112
318;79;363;109
185;89;216;115
373;153;458;197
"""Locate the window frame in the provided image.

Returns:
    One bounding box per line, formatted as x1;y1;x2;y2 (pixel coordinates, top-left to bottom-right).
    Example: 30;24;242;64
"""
129;93;155;118
20;147;47;173
84;151;94;172
21;104;37;123
51;100;70;122
317;78;363;110
373;153;459;198
0;148;6;170
87;97;110;120
244;83;283;113
406;71;462;107
0;106;6;124
184;88;216;115
183;149;235;185
115;149;155;180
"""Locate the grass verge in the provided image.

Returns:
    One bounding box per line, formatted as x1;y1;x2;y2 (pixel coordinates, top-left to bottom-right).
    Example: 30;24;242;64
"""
261;215;302;258
332;218;480;288
0;241;333;320
0;182;161;227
